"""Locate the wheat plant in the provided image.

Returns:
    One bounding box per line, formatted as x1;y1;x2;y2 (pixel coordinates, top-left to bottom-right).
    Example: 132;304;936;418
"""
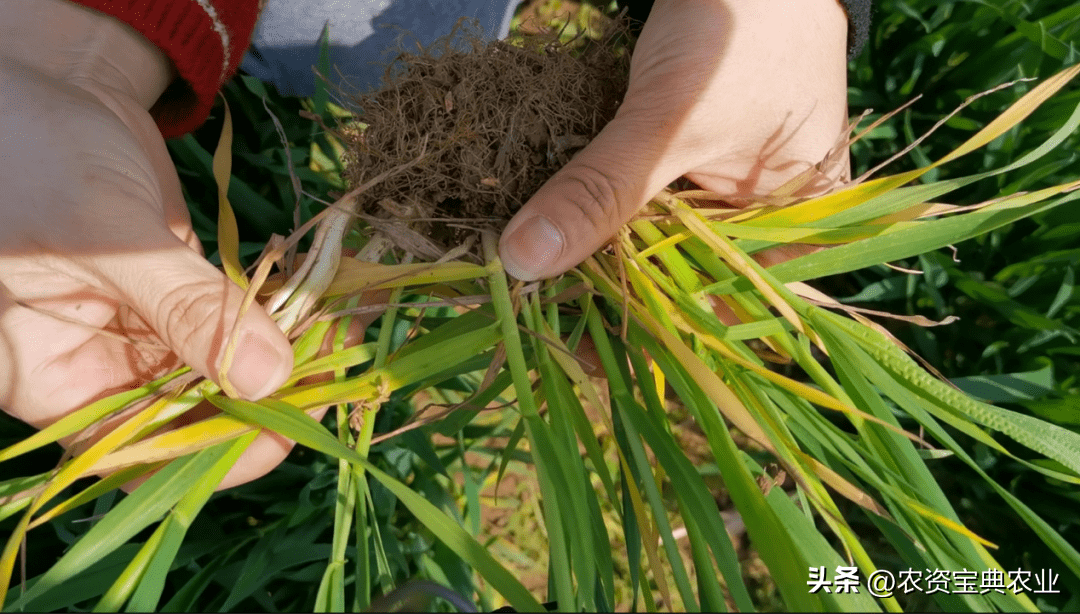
1;11;1079;613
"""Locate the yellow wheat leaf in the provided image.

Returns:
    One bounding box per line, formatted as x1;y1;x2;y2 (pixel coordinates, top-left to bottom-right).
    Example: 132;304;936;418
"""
212;97;248;291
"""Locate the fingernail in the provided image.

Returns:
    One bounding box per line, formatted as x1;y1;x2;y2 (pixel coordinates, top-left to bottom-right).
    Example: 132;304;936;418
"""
501;216;564;281
227;331;291;400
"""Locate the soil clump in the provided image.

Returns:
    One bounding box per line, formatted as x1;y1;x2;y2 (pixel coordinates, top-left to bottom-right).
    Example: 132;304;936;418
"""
340;20;632;259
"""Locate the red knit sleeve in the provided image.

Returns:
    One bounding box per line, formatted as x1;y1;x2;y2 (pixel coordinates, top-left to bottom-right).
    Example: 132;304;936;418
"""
71;0;262;138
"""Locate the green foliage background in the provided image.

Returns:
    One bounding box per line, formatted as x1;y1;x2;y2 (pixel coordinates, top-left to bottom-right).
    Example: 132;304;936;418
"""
842;5;1080;610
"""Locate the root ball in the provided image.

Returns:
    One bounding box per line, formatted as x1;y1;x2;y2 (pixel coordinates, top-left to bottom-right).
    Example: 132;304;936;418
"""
340;19;632;258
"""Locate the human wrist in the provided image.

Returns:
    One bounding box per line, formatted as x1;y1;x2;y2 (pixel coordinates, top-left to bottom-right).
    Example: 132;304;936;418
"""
719;0;847;58
719;0;847;33
0;0;175;110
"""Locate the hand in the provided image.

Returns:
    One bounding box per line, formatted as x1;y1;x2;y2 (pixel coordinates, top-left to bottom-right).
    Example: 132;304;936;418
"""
0;0;323;489
498;0;850;281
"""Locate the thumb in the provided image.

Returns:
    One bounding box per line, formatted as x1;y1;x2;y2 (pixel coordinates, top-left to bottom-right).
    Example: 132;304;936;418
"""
498;113;682;281
98;240;294;401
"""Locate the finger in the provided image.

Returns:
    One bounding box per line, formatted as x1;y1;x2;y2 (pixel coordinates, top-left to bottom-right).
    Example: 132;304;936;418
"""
216;288;391;490
141;120;199;253
95;234;293;401
215;407;331;489
157;287;389;490
498;112;683;281
497;0;730;282
156;151;202;255
114;403;333;493
90;84;204;255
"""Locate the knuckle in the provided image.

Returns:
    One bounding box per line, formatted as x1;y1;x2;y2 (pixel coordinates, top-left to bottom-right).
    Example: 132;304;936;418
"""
154;281;228;354
564;162;623;232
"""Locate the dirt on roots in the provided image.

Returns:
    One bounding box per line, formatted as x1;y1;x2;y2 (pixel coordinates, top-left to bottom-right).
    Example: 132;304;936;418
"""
339;19;632;260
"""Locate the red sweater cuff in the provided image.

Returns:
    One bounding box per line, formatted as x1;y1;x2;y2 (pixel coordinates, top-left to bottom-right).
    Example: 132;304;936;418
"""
72;0;261;138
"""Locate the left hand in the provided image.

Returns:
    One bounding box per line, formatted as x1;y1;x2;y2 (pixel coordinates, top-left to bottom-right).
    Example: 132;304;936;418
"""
498;0;850;281
0;0;382;491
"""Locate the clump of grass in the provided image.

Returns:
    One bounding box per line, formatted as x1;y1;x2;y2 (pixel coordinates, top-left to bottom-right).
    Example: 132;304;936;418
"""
3;12;1080;612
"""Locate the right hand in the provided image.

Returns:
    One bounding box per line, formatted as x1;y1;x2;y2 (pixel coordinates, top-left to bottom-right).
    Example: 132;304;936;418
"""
499;0;849;282
0;0;311;489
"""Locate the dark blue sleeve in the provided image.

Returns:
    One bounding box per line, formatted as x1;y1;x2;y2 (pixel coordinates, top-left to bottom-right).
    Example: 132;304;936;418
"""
243;0;872;98
240;0;518;97
837;0;873;58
